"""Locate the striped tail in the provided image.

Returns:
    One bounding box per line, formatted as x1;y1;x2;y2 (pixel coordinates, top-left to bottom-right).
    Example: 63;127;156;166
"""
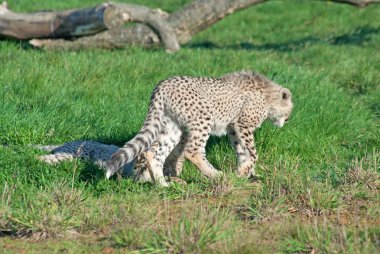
106;103;163;179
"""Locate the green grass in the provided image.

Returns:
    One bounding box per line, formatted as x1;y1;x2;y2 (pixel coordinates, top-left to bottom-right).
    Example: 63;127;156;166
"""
1;0;380;253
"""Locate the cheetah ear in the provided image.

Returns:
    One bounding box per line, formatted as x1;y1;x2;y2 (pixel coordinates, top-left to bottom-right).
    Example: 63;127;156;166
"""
281;88;291;101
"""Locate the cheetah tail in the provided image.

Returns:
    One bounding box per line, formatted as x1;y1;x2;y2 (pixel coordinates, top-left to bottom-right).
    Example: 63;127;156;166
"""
105;103;163;179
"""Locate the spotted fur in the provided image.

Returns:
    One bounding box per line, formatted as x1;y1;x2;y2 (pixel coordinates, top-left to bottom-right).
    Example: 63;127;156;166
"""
35;140;182;183
106;71;293;186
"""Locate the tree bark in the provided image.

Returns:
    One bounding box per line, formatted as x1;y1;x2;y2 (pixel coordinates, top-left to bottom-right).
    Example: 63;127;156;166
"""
1;0;379;52
0;2;117;39
330;0;380;7
0;1;179;52
29;0;267;51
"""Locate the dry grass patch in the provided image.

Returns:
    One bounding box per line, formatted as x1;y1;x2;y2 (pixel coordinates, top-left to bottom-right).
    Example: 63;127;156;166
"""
1;181;89;238
144;206;235;254
281;221;379;254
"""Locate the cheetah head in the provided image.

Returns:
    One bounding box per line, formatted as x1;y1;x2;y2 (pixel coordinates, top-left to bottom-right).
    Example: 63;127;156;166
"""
267;87;293;128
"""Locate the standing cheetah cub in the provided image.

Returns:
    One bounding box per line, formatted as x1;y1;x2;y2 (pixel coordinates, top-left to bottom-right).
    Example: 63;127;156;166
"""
106;71;293;186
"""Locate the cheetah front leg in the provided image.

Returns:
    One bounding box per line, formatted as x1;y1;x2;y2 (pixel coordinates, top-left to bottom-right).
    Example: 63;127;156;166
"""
229;123;258;178
227;126;250;173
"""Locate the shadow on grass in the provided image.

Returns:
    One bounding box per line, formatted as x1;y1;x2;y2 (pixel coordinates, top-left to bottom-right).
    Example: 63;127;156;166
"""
187;26;380;52
72;132;140;185
78;162;104;184
98;132;138;147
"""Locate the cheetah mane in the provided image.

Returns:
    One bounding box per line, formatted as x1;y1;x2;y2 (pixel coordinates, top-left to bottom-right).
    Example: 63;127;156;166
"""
221;70;292;106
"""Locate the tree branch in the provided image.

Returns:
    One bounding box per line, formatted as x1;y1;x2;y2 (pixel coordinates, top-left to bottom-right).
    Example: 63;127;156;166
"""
168;0;267;44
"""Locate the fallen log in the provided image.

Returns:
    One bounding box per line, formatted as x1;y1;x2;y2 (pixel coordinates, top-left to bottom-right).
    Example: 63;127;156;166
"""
0;1;179;52
0;2;119;39
1;0;379;52
29;0;267;51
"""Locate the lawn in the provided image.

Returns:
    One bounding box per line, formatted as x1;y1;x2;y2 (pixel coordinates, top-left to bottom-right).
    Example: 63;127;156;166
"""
0;0;379;253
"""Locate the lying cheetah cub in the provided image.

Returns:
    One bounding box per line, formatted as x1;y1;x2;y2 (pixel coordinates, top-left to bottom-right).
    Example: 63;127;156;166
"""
36;141;188;183
106;71;293;186
36;141;152;182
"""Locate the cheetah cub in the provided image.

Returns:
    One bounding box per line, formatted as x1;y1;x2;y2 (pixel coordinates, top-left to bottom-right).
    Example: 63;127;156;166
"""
35;140;185;184
35;141;159;183
106;71;293;186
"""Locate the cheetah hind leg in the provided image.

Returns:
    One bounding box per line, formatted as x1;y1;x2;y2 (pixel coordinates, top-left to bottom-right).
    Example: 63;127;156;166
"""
146;118;183;187
163;134;188;185
183;127;223;179
163;132;187;177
